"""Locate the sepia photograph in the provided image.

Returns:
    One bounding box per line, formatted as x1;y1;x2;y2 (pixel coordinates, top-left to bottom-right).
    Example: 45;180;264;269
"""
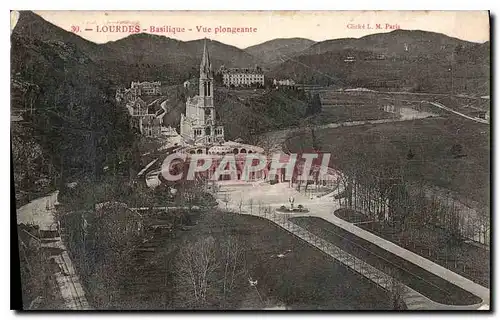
10;9;490;311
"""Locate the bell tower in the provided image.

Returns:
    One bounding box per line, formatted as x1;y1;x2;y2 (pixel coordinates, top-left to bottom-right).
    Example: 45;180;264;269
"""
199;38;214;98
181;38;224;144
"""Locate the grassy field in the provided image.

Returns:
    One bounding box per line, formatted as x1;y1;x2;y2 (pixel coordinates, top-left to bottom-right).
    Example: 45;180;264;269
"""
74;210;392;310
310;91;394;125
305;90;447;126
286;116;490;207
289;216;482;306
335;208;490;287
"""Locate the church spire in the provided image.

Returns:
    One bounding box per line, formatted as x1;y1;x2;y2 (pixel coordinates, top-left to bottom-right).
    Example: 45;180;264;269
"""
200;38;212;76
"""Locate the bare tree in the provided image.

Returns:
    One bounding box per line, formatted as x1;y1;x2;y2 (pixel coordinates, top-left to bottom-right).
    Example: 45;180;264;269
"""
386;270;407;310
175;236;219;308
174;235;245;309
238;198;243;214
248;198;254;215
220;235;245;304
221;192;231;211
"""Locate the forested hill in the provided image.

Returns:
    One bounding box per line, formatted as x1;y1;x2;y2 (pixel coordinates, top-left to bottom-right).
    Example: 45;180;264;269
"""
12;11;263;86
269;30;489;95
11;13;138;206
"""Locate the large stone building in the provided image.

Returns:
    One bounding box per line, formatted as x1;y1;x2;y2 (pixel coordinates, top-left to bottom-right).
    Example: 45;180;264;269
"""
219;65;265;88
130;81;162;96
117;82;166;137
180;41;225;144
273;79;296;87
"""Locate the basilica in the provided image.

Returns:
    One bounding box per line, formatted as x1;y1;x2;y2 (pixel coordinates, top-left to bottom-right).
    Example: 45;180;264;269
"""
177;40;264;155
180;40;225;145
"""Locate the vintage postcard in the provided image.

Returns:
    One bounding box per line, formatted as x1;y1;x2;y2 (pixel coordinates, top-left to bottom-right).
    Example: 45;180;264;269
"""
11;10;490;311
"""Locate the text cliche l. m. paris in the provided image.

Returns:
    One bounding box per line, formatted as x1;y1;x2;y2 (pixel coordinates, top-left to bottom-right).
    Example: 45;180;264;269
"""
346;23;401;30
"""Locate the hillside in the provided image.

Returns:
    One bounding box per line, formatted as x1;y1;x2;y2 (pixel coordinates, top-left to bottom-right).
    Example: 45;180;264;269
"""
244;38;316;68
12;11;116;62
159;85;310;141
12;11;263;86
103;35;261;84
214;88;309;140
13;11;488;95
301;29;478;59
104;33;260;67
11;13;137;205
270;30;489;95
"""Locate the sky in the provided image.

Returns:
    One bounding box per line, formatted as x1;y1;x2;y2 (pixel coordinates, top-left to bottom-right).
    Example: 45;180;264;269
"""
11;10;490;49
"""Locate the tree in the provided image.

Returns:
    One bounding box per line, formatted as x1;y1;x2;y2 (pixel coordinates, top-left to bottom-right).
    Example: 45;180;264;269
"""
305;93;322;116
387;271;407;310
310;127;320;151
220;235;245;304
450;143;464;158
406;148;415;160
174;235;245;308
440;201;462;246
175;236;219;308
214;72;223;85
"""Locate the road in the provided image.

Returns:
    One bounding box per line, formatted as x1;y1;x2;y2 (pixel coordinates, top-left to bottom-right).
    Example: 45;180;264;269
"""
17;192;91;310
424;101;489;124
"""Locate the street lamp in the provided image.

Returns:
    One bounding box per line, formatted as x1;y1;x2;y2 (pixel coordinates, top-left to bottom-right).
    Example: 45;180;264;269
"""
169;187;178;205
170;187;178;196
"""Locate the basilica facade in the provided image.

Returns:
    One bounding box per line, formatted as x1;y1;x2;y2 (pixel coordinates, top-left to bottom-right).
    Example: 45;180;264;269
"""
180;40;225;145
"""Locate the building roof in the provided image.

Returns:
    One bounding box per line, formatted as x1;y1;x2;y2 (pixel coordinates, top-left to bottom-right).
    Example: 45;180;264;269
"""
222;68;264;75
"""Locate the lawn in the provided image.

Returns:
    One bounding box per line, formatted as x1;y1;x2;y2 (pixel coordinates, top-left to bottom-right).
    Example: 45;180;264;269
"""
308;91;397;125
306;90;447;127
371;93;490;119
289;216;482;306
286;116;490;207
70;210;393;310
334;208;490;288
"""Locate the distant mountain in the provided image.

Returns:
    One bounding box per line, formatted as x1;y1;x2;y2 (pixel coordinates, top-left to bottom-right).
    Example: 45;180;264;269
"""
12;10;116;62
103;34;261;71
270;30;489;95
301;29;478;59
12;11;263;86
244;38;316;67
